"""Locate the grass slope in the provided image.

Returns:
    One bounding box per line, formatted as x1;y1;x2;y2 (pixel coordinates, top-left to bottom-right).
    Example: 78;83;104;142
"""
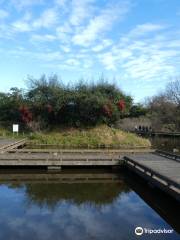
28;125;151;148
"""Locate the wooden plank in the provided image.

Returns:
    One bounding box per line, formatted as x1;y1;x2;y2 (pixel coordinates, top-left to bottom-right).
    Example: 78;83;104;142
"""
0;139;26;151
0;160;121;166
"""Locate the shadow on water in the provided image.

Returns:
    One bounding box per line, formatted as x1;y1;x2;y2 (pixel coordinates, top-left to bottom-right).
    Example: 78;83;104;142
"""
123;168;180;233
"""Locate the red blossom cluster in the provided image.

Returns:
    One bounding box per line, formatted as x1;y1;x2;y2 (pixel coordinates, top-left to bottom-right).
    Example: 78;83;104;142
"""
102;103;112;117
19;106;32;123
117;99;125;111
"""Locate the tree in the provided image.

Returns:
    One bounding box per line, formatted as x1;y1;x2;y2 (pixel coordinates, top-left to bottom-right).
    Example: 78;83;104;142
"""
130;104;147;117
0;74;134;130
146;78;180;131
25;75;133;127
166;78;180;105
0;88;24;126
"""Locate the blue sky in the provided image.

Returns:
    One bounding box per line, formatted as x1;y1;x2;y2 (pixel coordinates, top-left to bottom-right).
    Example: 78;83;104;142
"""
0;0;180;102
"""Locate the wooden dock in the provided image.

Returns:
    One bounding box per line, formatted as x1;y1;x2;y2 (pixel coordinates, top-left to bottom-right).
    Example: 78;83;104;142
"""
124;151;180;201
0;138;26;151
0;148;154;167
0;151;122;166
0;140;179;201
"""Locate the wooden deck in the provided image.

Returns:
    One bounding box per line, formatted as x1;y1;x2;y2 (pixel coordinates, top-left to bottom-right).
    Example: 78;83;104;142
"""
0;148;154;167
0;140;179;201
124;152;180;201
0;138;26;151
0;151;122;166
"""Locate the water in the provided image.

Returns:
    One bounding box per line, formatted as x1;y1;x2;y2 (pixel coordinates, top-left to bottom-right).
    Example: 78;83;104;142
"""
0;169;179;240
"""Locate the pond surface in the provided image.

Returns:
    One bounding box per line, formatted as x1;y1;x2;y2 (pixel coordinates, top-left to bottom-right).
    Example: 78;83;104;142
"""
0;169;179;240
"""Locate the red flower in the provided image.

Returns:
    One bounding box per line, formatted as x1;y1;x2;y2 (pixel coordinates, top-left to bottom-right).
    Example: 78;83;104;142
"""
117;99;125;111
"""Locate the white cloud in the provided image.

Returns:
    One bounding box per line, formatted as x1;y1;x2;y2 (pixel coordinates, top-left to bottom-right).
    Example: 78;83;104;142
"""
98;23;180;81
0;9;9;19
31;34;57;42
99;52;117;70
92;39;113;52
128;23;167;37
60;45;71;53
72;2;131;46
72;12;113;46
56;23;72;34
11;8;59;34
33;8;58;28
70;0;95;26
11;12;34;32
56;24;72;42
12;20;31;32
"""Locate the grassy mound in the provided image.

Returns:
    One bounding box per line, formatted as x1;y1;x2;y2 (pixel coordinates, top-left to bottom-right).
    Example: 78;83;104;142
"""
28;125;151;148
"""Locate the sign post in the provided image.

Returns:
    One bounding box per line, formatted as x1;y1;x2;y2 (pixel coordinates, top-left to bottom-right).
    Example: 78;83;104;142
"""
13;124;19;136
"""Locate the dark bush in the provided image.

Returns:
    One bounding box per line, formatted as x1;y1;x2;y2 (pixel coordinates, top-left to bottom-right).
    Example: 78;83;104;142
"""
0;75;133;129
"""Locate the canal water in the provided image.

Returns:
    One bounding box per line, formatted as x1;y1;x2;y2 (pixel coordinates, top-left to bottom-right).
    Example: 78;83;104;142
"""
0;169;179;240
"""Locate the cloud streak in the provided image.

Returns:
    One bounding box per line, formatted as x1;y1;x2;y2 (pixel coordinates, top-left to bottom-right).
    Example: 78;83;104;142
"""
72;1;131;46
98;23;180;82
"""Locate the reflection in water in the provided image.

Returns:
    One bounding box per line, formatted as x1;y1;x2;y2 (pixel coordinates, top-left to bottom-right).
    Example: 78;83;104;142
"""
0;169;179;240
25;182;128;207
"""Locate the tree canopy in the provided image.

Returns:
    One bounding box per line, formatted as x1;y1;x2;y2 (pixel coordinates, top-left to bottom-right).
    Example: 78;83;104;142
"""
0;75;134;130
146;78;180;131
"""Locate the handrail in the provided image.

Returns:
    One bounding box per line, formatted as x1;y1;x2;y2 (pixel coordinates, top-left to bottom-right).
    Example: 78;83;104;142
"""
155;150;180;162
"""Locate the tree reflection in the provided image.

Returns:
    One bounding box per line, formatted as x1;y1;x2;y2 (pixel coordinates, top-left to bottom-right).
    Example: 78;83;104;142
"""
24;182;130;208
0;171;130;208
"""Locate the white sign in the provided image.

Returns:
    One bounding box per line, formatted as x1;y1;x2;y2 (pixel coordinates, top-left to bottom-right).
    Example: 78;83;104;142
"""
13;124;19;133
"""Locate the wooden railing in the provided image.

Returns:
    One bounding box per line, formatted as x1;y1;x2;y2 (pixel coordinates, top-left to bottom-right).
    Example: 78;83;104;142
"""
155;150;180;162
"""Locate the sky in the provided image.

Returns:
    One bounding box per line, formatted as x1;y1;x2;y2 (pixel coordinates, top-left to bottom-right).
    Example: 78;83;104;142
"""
0;0;180;102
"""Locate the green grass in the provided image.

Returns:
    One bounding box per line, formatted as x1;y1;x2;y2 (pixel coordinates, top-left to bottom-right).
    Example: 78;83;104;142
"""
0;127;25;139
27;125;151;149
0;125;151;148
